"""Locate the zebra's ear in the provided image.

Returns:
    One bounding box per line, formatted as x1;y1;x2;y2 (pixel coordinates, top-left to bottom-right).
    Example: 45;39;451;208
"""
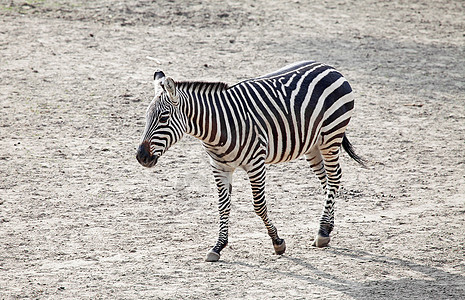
163;77;178;105
154;70;165;81
153;70;165;94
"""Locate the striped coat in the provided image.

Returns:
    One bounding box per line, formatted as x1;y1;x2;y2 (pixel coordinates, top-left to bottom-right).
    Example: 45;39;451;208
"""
136;61;363;261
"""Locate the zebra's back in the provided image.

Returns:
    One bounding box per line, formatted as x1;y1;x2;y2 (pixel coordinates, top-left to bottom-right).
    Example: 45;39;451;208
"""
230;61;354;164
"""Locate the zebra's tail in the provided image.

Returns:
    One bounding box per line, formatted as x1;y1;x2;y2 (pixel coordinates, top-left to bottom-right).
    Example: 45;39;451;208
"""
342;134;366;167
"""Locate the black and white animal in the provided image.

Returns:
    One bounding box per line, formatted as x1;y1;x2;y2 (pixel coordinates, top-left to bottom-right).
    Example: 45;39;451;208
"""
136;61;364;262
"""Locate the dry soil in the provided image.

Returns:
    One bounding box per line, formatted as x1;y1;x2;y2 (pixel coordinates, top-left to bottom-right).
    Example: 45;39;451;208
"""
1;0;464;299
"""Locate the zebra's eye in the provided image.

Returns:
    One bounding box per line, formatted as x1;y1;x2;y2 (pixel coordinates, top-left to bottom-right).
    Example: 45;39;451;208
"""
159;114;169;123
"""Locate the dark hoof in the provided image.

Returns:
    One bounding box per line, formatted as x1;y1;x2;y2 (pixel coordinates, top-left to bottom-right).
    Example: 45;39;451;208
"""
273;239;286;255
205;250;220;262
312;235;330;248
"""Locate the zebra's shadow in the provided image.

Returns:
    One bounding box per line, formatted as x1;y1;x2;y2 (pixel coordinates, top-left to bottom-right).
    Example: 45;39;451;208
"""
227;247;465;299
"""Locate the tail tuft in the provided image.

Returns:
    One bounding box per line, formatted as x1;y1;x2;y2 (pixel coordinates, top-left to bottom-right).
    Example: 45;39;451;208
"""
342;135;366;167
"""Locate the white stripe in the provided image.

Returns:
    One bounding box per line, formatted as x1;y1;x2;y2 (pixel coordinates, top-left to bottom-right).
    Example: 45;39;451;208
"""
301;74;346;150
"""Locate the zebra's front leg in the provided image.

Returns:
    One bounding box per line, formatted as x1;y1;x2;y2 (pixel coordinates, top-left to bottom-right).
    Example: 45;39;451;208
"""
247;161;286;255
206;167;233;262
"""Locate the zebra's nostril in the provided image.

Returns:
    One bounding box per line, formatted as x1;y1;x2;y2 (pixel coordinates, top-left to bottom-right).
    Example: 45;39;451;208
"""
136;141;158;167
136;152;143;163
136;143;150;162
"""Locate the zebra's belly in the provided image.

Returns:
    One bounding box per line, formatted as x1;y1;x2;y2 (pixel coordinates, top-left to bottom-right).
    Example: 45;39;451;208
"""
264;142;316;164
263;122;320;164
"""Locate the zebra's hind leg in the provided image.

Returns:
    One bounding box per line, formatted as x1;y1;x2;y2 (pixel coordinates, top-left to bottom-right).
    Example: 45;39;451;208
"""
305;147;327;191
312;143;343;248
246;159;286;255
206;167;233;262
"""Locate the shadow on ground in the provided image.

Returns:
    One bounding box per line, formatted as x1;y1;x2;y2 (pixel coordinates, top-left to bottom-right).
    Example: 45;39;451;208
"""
228;247;465;299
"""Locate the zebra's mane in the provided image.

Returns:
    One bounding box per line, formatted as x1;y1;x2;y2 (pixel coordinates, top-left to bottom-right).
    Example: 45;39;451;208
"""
175;81;230;93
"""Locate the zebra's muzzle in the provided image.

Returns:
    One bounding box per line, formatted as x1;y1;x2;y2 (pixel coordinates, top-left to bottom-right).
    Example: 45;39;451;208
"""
136;142;159;168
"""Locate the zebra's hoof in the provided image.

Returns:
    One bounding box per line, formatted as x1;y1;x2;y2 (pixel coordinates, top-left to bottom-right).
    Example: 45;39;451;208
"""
273;239;286;255
273;238;286;255
312;235;330;248
205;250;220;262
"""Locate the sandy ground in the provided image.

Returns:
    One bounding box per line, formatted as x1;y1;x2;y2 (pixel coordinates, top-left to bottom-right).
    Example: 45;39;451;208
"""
1;0;464;299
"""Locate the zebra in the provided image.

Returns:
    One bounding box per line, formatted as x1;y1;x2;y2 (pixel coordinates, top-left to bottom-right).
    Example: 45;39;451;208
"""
136;61;364;262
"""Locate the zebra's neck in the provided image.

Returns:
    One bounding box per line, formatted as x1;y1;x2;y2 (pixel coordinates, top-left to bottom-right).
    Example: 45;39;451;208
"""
178;81;231;144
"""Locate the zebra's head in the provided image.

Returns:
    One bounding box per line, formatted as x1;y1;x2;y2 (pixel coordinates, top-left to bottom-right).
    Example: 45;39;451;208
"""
136;70;186;168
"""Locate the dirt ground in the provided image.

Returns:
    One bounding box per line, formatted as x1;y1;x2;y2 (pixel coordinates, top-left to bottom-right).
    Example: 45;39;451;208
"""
1;0;464;299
